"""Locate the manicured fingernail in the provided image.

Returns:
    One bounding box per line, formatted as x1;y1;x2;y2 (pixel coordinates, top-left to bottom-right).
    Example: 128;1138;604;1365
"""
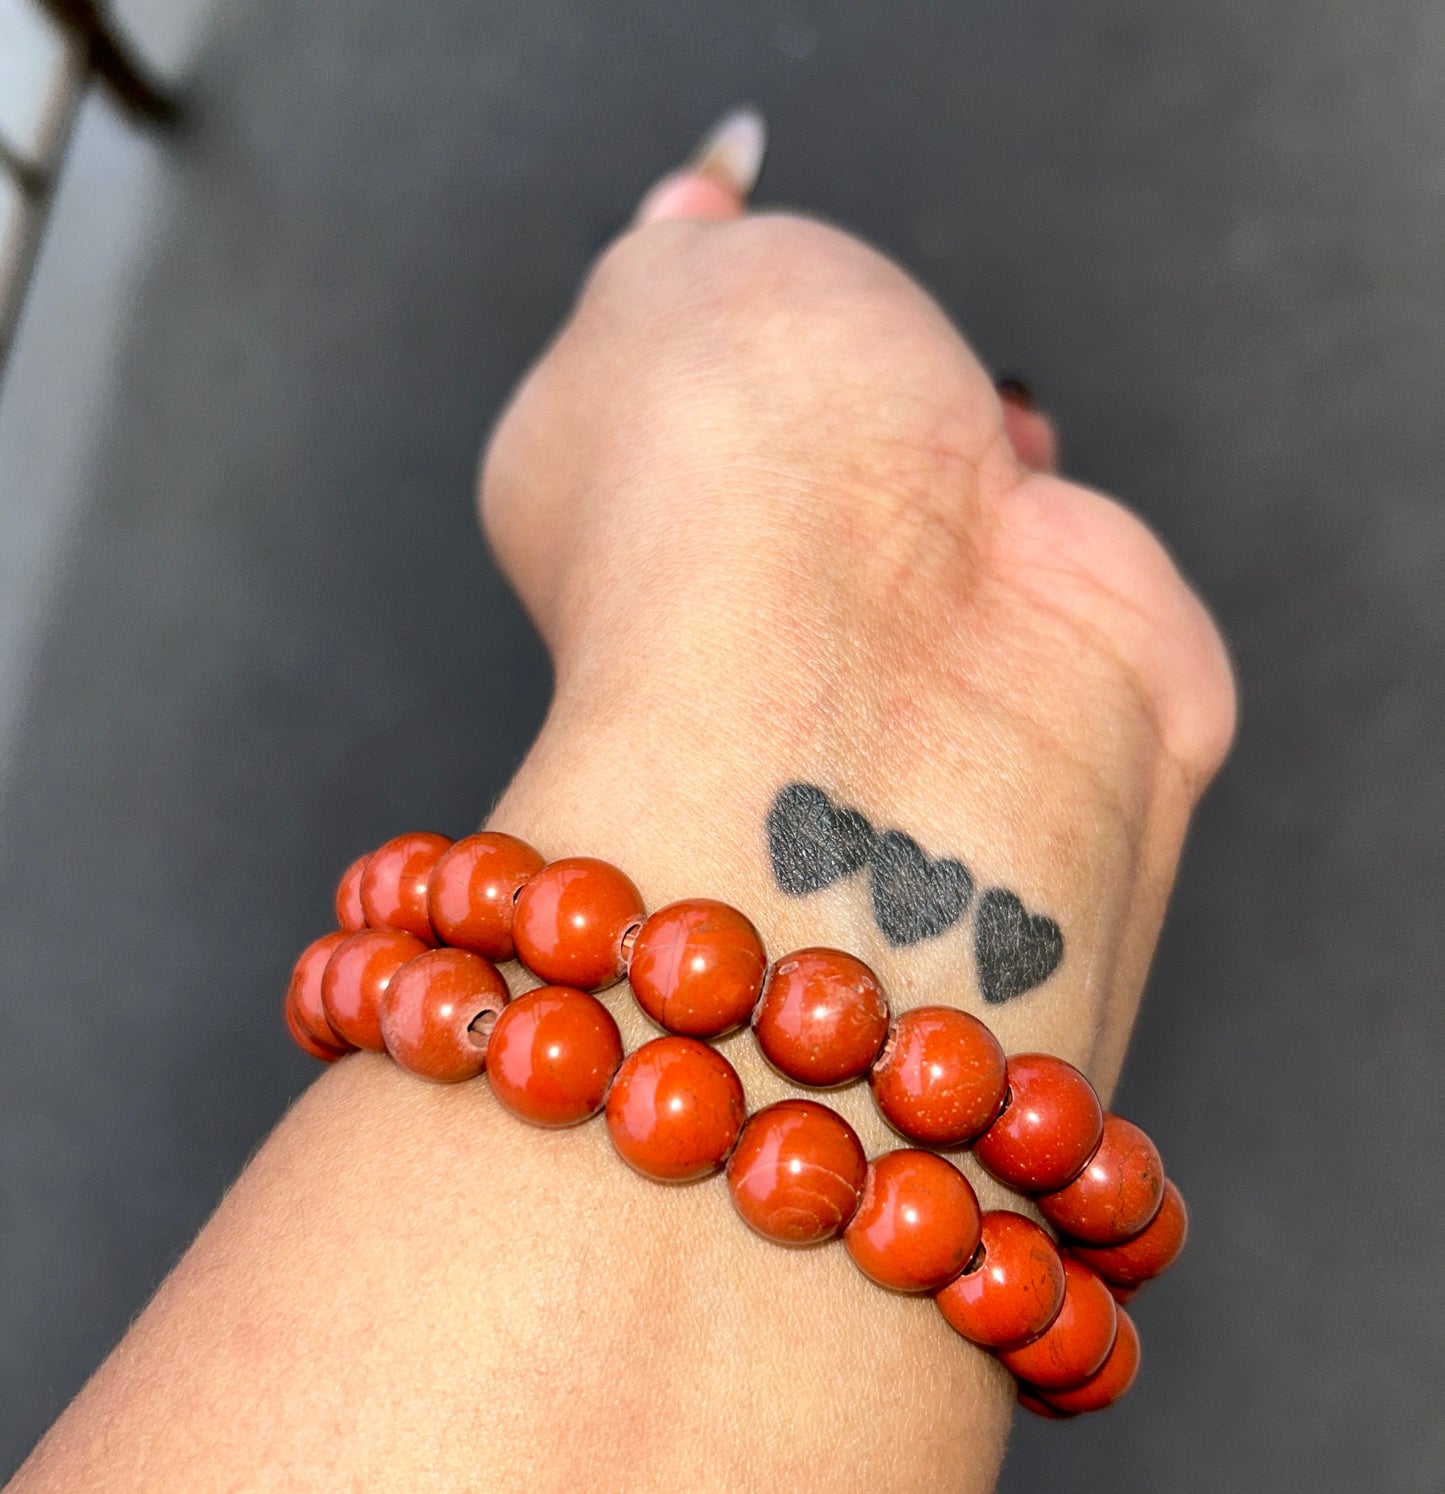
996;377;1035;410
689;105;768;197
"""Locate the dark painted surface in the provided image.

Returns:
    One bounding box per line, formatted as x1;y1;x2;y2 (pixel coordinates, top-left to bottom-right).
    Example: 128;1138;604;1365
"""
2;2;1441;1488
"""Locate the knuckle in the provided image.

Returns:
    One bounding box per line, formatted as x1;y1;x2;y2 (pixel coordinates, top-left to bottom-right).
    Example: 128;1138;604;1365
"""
1001;477;1238;791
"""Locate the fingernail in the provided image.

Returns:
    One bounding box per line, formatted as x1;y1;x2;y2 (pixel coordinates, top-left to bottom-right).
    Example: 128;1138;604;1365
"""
689;105;768;197
996;377;1035;410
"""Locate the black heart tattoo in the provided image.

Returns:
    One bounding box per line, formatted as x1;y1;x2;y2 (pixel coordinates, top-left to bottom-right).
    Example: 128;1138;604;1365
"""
767;784;876;896
867;830;974;947
974;887;1064;1004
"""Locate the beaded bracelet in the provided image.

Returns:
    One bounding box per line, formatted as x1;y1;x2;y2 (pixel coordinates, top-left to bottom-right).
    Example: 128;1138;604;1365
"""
284;831;1188;1419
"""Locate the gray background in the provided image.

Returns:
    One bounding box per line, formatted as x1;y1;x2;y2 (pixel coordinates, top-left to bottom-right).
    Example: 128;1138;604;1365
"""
2;2;1441;1490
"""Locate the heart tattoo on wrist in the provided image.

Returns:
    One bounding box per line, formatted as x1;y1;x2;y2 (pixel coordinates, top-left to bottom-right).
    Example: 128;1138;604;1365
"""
766;784;876;896
973;888;1065;1006
866;830;974;947
765;783;1064;1004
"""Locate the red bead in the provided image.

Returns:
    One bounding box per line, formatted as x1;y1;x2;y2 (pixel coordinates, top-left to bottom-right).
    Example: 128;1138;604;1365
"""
606;1035;746;1182
1038;1307;1141;1414
842;1149;982;1293
1037;1114;1164;1245
485;985;623;1127
752;948;890;1087
379;948;509;1083
1068;1177;1188;1288
359;832;452;943
285;993;349;1062
285;931;352;1058
1105;1281;1138;1305
972;1053;1104;1192
726;1099;867;1244
869;1005;1007;1146
334;855;369;932
997;1255;1117;1391
934;1210;1065;1349
512;856;646;990
321;928;429;1051
426;831;545;961
1017;1388;1073;1419
628;899;767;1038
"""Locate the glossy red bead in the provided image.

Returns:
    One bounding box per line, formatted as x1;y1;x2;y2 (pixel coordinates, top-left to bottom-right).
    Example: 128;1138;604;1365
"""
752;948;890;1087
485;986;623;1127
321;928;429;1051
726;1099;867;1244
359;831;452;943
426;831;545;960
379;948;509;1083
934;1210;1066;1349
842;1149;982;1293
869;1005;1007;1146
1068;1177;1188;1288
628;898;767;1038
1037;1114;1165;1245
285;993;349;1062
972;1053;1104;1193
512;856;646;990
1038;1307;1141;1414
606;1035;746;1182
997;1255;1118;1391
285;930;352;1058
1017;1388;1073;1419
334;855;369;932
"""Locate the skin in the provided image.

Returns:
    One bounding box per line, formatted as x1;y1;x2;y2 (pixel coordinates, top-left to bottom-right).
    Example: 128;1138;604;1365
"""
8;159;1235;1493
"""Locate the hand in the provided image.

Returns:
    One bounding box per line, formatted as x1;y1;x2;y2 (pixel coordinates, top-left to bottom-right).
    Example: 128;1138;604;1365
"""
484;108;1234;1097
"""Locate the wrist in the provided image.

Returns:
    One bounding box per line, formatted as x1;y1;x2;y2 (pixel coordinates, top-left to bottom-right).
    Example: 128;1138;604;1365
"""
489;597;1184;1135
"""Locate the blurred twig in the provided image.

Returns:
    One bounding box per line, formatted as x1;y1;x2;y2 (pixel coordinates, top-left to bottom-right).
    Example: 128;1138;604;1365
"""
34;0;181;125
1;3;181;379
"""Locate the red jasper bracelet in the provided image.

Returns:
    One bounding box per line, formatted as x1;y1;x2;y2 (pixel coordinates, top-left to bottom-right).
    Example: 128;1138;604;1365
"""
285;831;1189;1419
